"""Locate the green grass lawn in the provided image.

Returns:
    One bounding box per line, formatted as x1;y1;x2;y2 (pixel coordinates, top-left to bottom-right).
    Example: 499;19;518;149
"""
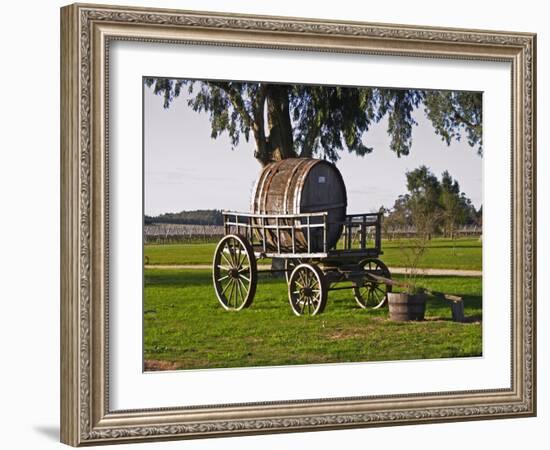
144;237;482;270
381;238;482;270
144;268;482;370
145;242;217;265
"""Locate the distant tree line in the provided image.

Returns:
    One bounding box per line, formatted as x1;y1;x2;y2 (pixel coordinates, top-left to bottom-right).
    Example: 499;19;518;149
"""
145;209;223;225
381;166;481;239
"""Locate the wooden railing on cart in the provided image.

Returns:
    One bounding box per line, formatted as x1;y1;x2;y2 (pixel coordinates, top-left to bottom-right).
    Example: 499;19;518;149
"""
222;211;382;257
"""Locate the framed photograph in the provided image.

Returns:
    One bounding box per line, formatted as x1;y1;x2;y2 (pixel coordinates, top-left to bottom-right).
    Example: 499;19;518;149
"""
60;3;536;446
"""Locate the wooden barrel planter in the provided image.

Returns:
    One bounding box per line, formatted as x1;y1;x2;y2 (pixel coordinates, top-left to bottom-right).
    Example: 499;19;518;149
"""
387;292;427;321
251;158;347;253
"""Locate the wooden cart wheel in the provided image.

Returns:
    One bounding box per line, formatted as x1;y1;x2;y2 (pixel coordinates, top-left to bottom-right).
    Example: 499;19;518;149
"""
284;258;308;283
212;234;257;311
288;263;327;316
353;258;392;309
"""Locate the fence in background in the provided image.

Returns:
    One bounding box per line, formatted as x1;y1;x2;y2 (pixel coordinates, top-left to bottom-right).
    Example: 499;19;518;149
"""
144;223;224;244
144;223;482;244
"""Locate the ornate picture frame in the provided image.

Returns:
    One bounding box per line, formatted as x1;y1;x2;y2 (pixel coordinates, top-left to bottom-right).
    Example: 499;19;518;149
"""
60;3;536;446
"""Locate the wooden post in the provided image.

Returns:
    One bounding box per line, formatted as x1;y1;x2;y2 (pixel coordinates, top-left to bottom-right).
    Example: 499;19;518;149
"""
323;214;327;253
291;221;296;254
276;216;281;254
361;215;366;250
261;216;266;253
450;301;465;322
375;213;382;253
307;215;311;253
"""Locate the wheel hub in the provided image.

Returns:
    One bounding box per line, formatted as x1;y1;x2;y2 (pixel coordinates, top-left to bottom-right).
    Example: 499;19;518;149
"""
229;268;240;278
302;287;313;296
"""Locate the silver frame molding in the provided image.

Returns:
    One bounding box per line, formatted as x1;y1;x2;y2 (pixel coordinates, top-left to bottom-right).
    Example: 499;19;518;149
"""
60;3;536;446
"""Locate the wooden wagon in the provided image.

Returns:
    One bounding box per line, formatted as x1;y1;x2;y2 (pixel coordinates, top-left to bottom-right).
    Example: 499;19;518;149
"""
212;158;392;316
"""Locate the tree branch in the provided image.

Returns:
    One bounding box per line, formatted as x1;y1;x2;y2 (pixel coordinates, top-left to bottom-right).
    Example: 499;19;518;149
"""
299;117;320;158
251;84;271;164
207;81;254;129
452;108;477;129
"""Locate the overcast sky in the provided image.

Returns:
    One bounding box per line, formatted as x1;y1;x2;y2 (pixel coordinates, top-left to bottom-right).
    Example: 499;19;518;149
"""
144;83;482;216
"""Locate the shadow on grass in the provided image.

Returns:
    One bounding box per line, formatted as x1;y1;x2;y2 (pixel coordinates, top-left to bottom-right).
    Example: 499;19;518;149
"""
385;244;481;250
145;269;284;288
425;292;482;323
144;270;210;288
425;314;482;324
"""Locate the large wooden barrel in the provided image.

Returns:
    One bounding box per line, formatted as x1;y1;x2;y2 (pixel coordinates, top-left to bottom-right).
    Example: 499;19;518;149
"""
251;158;347;253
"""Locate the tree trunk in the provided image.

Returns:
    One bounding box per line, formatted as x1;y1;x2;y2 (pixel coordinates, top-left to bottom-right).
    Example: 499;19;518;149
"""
265;85;297;162
263;85;297;272
253;135;271;166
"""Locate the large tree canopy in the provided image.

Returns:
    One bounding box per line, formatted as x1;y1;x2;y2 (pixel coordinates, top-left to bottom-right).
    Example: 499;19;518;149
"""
145;78;482;166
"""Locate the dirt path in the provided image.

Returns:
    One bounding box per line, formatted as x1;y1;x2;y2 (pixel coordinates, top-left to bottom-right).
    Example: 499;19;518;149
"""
144;264;481;277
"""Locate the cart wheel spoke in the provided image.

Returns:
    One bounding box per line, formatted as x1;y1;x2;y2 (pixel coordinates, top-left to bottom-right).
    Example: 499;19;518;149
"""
229;246;238;267
229;278;237;305
228;279;236;306
237;276;247;288
220;278;232;296
239;274;251;283
237;278;247;299
236;245;242;267
373;285;385;297
367;288;375;304
236;278;244;303
233;279;241;306
236;280;243;306
220;251;232;267
298;270;307;287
